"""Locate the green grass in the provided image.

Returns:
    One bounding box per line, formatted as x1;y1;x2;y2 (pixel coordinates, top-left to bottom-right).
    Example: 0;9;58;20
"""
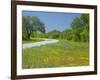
22;38;43;44
22;39;89;69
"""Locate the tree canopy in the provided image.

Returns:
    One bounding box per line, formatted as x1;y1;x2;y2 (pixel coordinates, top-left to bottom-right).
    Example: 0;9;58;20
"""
22;16;45;40
70;14;89;42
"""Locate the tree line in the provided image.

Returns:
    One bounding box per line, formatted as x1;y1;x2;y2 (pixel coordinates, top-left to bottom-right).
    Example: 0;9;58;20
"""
22;14;89;42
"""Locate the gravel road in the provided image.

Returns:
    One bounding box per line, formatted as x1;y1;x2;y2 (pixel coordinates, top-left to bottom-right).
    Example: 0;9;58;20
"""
23;38;59;49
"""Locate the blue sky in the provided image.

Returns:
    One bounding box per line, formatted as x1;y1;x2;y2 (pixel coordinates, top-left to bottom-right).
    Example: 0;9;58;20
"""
22;11;81;33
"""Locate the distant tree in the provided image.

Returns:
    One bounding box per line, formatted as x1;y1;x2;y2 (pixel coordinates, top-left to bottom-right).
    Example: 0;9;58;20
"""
22;16;45;40
61;29;72;40
48;30;61;39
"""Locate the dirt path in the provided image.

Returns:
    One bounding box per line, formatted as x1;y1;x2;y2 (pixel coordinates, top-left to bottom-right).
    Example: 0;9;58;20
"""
23;38;59;49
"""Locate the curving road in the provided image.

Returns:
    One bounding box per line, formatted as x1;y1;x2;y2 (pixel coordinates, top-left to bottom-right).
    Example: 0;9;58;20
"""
23;38;59;49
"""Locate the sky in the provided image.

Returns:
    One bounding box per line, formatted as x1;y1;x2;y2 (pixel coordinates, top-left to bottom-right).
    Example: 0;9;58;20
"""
22;11;81;33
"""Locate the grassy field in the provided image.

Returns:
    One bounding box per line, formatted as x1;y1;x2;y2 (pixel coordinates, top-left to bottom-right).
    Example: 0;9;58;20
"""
22;39;89;69
22;38;43;44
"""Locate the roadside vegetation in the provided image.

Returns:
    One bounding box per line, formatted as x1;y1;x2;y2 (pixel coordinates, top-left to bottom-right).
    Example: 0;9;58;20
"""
22;38;43;44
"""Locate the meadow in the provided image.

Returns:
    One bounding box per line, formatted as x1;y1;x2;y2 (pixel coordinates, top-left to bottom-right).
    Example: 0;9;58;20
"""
22;38;43;44
22;39;89;69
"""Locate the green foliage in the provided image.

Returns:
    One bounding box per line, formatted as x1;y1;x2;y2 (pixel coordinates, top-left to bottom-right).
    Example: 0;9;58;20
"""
81;14;89;25
22;16;45;40
61;29;73;40
47;30;61;39
80;28;89;42
71;18;83;30
70;14;89;42
22;27;27;40
37;33;49;38
31;32;48;38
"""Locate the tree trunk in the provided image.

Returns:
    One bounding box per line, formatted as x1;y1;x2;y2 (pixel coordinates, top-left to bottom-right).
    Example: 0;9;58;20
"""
27;33;31;40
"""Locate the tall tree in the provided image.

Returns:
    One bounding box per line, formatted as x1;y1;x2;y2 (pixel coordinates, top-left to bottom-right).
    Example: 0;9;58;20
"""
48;30;61;39
80;14;89;42
70;14;89;42
22;16;45;40
71;17;83;41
